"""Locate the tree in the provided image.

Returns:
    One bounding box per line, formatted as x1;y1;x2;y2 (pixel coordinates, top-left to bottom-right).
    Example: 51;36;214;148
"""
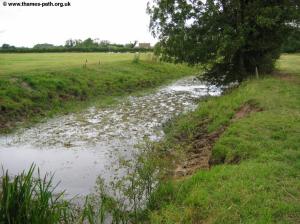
99;40;110;47
125;41;138;49
65;39;76;48
74;39;83;47
33;43;55;49
148;0;300;85
80;38;98;48
1;44;15;49
282;27;300;53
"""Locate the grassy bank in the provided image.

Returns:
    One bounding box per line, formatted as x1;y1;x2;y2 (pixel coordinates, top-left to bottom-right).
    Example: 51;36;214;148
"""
144;55;300;223
0;53;197;133
1;55;299;223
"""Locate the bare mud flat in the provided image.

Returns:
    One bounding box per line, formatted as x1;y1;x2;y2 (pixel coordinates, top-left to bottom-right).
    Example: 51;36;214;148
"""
0;77;221;198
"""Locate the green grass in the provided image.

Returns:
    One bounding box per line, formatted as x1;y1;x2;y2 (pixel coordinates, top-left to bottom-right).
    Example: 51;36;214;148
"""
277;53;300;74
0;165;75;224
0;53;138;75
1;53;299;223
146;55;300;223
0;53;197;133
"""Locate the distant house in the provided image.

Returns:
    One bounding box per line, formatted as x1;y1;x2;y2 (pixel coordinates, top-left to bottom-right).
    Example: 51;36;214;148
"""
139;43;151;49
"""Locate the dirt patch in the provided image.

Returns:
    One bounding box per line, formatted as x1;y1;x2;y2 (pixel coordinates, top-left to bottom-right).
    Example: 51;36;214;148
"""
174;103;262;177
232;103;262;121
175;127;225;177
20;81;33;91
274;72;300;84
0;117;13;133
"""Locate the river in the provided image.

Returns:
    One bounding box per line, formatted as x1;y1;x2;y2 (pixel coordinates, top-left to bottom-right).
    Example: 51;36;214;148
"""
0;77;220;198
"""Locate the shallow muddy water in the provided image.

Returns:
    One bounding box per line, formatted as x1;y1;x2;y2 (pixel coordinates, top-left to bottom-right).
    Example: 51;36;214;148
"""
0;77;220;198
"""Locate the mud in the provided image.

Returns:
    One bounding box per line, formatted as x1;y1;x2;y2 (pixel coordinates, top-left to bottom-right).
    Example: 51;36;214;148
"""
175;102;262;177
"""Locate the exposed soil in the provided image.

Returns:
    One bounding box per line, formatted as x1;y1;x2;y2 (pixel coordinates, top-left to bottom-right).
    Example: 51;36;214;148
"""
274;72;300;84
20;81;33;91
232;103;262;121
175;103;262;177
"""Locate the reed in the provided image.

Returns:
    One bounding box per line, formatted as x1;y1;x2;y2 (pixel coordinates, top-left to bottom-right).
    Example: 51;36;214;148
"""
0;165;74;224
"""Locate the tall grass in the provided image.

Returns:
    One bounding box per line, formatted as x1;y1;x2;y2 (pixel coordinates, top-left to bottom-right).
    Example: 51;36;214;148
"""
0;142;165;224
0;165;75;224
132;53;140;64
80;140;167;224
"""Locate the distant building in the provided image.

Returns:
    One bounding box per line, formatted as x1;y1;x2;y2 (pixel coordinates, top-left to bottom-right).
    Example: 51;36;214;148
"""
139;43;151;49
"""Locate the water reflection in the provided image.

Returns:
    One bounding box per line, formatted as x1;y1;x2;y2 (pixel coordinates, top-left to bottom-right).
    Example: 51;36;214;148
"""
0;77;220;198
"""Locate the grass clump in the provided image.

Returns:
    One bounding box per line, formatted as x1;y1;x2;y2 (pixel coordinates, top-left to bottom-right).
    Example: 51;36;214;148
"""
0;165;75;224
81;140;167;224
132;53;140;64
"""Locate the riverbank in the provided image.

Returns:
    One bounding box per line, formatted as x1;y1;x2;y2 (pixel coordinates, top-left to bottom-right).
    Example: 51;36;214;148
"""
0;76;220;198
1;54;299;223
0;53;197;133
146;54;300;223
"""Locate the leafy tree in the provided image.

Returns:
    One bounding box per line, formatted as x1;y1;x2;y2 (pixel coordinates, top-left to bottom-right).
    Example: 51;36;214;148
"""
33;43;55;49
282;27;300;53
65;39;76;48
80;38;98;48
148;0;300;85
125;41;138;49
1;43;15;49
74;39;83;47
99;40;110;47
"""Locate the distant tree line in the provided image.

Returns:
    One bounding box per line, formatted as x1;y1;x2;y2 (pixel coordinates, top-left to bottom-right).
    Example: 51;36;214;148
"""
0;38;152;53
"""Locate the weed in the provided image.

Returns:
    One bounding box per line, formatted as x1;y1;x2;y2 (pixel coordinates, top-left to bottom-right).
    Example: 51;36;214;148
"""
0;165;75;224
132;53;140;64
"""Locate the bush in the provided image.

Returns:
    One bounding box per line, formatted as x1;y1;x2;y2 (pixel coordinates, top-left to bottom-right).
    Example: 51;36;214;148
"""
132;53;140;63
282;29;300;53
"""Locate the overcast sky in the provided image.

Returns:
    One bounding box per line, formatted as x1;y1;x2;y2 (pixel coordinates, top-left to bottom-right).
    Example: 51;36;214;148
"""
0;0;157;47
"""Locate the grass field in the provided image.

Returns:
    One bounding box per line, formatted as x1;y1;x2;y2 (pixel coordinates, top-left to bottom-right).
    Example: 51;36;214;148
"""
0;53;140;75
278;53;300;74
146;54;300;223
0;52;198;132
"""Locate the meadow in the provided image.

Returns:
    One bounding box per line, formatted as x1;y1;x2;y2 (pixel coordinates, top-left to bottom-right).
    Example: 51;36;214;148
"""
0;53;137;75
145;54;300;223
0;52;198;132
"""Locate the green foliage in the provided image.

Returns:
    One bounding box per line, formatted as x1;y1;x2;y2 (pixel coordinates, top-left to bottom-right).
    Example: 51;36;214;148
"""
282;28;300;53
0;165;75;224
0;39;152;53
132;53;140;63
33;43;56;49
125;41;138;49
148;0;300;85
82;140;167;224
1;44;15;50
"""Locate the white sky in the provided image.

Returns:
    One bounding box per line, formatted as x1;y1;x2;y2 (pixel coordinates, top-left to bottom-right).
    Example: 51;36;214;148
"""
0;0;157;47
